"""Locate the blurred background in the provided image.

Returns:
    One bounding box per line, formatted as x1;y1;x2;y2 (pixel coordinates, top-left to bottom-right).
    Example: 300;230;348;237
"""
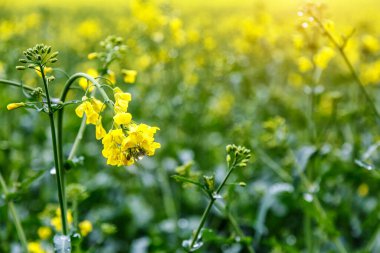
1;0;380;252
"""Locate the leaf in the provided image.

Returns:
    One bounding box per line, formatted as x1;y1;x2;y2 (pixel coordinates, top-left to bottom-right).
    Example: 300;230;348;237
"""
295;146;317;172
171;175;203;188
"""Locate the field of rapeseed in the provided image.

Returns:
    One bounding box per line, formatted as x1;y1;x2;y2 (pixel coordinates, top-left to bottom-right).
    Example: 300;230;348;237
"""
1;0;380;252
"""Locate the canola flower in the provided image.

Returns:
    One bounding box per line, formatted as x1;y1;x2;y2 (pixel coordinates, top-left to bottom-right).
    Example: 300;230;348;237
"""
27;242;46;253
38;226;52;240
79;220;93;237
75;86;160;166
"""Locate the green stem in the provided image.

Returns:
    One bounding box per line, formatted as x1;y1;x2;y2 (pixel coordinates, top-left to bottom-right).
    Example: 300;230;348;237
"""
0;173;28;252
56;73;112;225
67;115;87;161
223;206;255;253
40;65;68;235
189;165;235;250
0;79;40;94
189;198;215;250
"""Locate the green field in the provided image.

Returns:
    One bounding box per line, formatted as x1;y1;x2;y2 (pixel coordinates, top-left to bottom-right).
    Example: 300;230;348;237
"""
1;0;380;252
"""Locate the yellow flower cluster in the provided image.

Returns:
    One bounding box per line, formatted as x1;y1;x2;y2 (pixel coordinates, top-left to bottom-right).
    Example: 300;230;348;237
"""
75;86;160;166
50;208;73;232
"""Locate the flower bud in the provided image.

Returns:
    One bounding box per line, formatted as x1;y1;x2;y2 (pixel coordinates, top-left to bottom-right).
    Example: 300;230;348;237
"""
16;66;26;70
50;51;59;58
19;59;27;63
7;102;25;110
50;58;58;63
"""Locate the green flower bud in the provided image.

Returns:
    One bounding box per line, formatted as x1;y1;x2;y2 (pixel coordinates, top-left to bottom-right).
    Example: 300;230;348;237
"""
50;58;58;63
16;66;26;70
19;59;28;63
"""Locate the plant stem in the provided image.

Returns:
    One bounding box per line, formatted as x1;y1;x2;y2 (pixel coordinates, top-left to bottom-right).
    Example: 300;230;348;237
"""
189;165;235;250
67;115;87;161
40;65;68;235
0;173;28;252
189;198;215;250
215;202;255;253
0;79;41;94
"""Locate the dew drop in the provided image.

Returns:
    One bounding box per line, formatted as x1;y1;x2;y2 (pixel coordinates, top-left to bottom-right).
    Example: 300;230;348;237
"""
297;11;304;17
302;22;309;28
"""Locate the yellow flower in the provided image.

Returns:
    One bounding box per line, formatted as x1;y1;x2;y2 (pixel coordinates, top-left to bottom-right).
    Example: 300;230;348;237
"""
75;97;105;125
122;123;161;157
313;47;335;70
113;112;132;125
79;220;93;237
87;52;98;60
106;70;116;85
96;117;107;140
113;88;132;113
7;102;25;110
79;68;98;91
297;56;313;73
122;69;138;84
28;242;45;253
357;183;369;197
362;34;379;53
38;226;52;240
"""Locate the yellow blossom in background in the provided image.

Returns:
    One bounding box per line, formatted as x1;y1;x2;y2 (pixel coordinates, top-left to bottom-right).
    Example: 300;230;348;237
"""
122;69;138;84
288;72;303;88
297;56;313;72
76;19;101;39
361;34;379;53
87;52;98;60
28;242;45;253
137;55;151;70
50;209;73;232
79;220;93;237
79;68;98;91
313;46;335;69
37;226;52;240
293;34;304;50
106;70;116;85
35;66;52;78
360;60;380;85
7;102;25;110
357;183;369;197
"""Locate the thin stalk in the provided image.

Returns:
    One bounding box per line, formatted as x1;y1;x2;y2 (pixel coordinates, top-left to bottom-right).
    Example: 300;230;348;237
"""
189;198;215;249
311;14;380;120
189;165;235;250
0;79;40;94
214;201;255;253
0;173;28;252
67;115;87;161
56;73;112;223
40;65;68;235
